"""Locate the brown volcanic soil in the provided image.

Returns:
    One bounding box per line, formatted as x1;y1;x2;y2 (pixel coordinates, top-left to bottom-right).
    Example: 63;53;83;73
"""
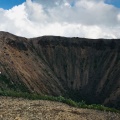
0;97;120;120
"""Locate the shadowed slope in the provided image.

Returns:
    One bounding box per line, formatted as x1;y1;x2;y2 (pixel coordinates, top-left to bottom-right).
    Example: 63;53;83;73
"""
30;36;120;109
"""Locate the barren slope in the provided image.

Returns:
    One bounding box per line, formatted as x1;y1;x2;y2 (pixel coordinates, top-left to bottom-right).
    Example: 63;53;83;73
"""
0;31;120;109
0;32;64;95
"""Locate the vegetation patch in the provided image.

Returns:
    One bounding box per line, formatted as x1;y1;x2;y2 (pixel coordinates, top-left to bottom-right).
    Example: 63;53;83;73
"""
0;90;119;113
0;75;29;92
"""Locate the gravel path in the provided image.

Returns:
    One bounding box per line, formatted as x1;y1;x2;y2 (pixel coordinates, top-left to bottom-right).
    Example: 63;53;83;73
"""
0;97;120;120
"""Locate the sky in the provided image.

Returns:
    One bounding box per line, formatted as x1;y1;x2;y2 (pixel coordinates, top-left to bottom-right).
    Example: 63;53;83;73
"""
105;0;120;8
0;0;25;9
0;0;120;38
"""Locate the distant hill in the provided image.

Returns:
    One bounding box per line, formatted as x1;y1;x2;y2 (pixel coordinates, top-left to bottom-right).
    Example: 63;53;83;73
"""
0;31;120;109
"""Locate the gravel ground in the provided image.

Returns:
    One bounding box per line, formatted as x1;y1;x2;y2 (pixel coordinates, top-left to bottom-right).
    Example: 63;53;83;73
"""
0;97;120;120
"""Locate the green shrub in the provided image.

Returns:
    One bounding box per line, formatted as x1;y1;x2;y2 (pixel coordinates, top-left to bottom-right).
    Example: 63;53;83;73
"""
0;90;119;113
63;98;77;107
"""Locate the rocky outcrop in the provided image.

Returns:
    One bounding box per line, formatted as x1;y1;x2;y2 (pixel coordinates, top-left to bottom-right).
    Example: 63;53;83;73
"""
0;31;120;109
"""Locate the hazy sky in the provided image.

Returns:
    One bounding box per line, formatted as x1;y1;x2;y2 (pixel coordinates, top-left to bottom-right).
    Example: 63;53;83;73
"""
0;0;120;38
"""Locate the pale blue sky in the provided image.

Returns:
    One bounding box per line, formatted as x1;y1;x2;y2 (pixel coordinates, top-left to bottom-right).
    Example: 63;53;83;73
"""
0;0;120;9
105;0;120;8
0;0;25;9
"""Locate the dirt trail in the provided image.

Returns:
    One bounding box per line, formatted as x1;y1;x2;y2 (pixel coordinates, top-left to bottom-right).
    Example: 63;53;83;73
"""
0;97;120;120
